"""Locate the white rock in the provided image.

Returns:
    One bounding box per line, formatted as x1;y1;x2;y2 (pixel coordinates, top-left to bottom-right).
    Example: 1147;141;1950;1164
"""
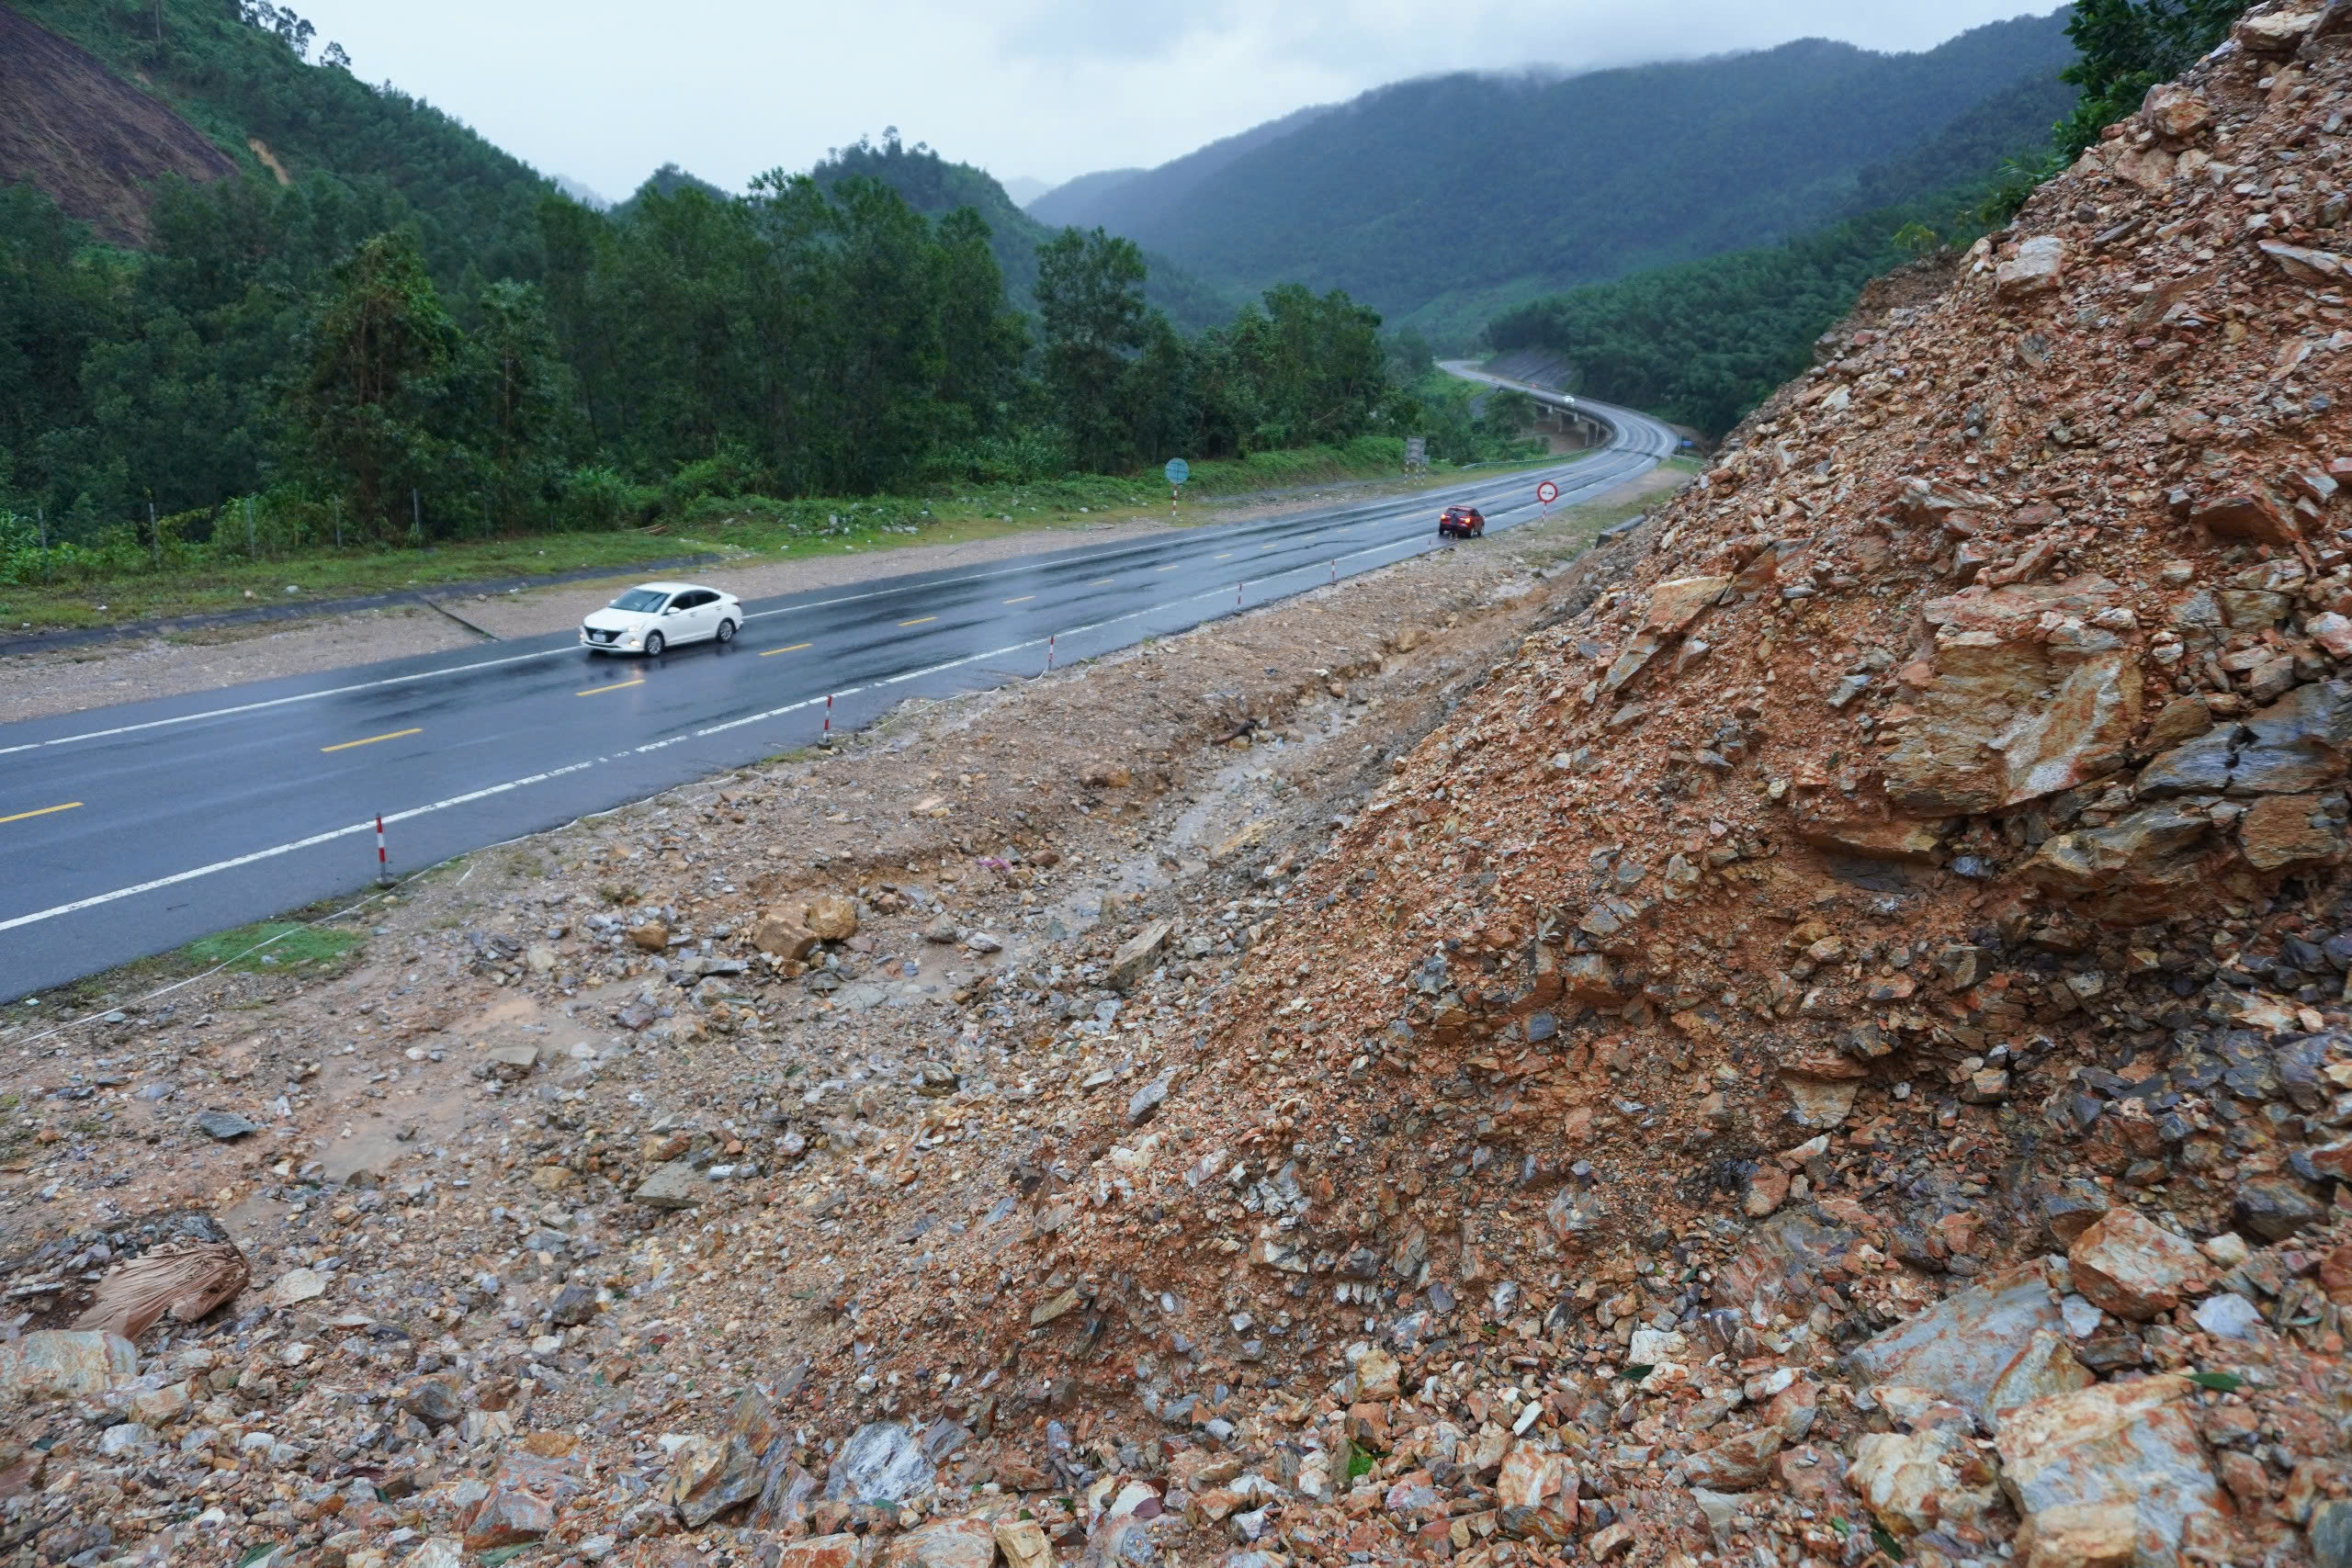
2192;1292;2262;1340
98;1422;156;1456
266;1268;326;1307
2199;1232;2251;1268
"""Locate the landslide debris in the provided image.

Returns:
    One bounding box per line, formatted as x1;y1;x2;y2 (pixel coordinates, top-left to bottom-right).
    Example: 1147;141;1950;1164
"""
910;9;2352;1568
15;8;2352;1568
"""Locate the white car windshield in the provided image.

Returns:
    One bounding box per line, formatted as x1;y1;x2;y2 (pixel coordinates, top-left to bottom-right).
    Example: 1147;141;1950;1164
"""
610;589;669;613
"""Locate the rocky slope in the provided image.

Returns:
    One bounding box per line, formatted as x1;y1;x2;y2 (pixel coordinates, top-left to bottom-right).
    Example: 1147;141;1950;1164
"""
905;6;2352;1566
10;7;2352;1568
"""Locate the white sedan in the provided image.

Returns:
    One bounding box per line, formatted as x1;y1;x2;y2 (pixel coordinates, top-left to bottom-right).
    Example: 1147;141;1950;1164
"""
579;581;742;656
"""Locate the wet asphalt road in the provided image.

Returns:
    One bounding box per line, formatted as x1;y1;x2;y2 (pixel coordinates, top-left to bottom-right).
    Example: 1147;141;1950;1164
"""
0;398;1676;998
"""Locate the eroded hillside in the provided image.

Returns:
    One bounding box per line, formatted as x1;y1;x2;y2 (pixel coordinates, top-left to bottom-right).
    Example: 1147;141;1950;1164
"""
0;5;234;244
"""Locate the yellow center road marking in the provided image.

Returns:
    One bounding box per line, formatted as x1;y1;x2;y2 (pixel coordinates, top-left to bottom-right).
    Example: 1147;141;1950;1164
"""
577;679;644;697
1091;577;1115;586
760;642;813;658
1156;563;1182;572
1261;542;1279;549
899;615;936;627
1213;552;1233;559
1002;595;1035;604
0;802;80;827
320;728;422;754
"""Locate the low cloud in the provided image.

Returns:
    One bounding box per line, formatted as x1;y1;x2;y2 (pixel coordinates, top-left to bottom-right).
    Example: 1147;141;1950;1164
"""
296;0;2062;197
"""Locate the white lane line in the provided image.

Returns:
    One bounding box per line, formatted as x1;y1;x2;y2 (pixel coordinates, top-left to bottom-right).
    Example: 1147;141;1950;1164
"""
0;647;576;759
1;477;1591;759
0;457;1663;937
0;761;600;935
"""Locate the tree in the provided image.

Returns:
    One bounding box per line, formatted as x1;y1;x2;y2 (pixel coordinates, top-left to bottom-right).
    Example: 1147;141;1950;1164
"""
2055;0;2245;156
1035;227;1151;471
929;207;1028;441
289;230;459;529
451;278;578;528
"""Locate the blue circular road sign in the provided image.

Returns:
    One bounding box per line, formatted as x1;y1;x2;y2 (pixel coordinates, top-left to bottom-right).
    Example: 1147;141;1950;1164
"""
1164;458;1191;485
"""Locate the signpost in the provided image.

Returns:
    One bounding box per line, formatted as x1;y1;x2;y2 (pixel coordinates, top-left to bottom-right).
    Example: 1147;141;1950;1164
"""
1537;479;1560;516
1165;457;1190;510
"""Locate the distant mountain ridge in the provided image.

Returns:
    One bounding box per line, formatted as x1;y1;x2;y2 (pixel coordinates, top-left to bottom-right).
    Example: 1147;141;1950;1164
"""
1031;10;2076;342
813;138;1238;333
1026;101;1339;233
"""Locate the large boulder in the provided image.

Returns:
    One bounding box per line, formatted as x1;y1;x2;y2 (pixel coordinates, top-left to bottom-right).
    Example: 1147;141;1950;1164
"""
2067;1209;2204;1321
885;1517;996;1568
0;1331;138;1398
1882;581;2144;822
826;1422;934;1505
2014;1504;2138;1568
1600;576;1730;693
1850;1427;2001;1537
1994;1377;2225;1563
1107;919;1172;993
670;1391;783;1528
806;895;860;942
1883;578;2141;815
2238;792;2350;870
461;1452;582;1551
2139;682;2352;798
1995;235;2068;298
2017;801;2228;925
752;908;820;961
1844;1268;2070;1424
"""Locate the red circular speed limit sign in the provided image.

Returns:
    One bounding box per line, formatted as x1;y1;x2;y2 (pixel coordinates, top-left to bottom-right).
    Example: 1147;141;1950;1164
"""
1536;481;1560;504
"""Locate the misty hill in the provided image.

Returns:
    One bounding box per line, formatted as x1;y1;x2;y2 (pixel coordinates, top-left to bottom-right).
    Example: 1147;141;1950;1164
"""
611;161;733;217
814;137;1238;333
1042;11;2075;340
1026;102;1337;233
1025;166;1144;220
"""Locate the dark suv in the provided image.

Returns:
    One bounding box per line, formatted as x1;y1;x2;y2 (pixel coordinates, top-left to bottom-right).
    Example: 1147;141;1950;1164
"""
1439;505;1486;539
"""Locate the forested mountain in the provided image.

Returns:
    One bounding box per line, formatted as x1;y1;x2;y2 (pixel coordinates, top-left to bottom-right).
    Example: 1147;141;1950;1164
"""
1476;0;2242;440
615;164;730;212
1024;168;1142;220
813;136;1237;332
1025;103;1338;234
1038;11;2075;340
0;4;1493;558
4;0;552;282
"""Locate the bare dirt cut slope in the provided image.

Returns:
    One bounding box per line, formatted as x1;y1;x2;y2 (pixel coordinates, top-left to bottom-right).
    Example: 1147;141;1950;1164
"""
10;7;2352;1568
0;4;234;244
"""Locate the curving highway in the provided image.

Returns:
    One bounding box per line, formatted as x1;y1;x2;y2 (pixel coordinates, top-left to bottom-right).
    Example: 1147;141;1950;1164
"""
0;398;1677;998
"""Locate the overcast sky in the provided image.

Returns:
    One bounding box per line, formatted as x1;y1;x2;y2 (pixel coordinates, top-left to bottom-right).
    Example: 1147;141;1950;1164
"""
291;1;2064;202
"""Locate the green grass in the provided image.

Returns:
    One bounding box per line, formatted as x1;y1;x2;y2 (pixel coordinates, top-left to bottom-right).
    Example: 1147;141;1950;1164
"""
0;436;1534;634
180;920;365;974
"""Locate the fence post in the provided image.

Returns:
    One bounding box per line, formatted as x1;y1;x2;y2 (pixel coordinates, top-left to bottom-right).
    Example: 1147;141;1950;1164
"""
412;489;422;545
245;496;256;560
149;502;160;569
334;498;343;550
38;507;48;583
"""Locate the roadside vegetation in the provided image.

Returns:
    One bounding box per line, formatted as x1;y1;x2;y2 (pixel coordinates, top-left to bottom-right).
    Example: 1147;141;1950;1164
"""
0;3;1541;616
0;434;1576;632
